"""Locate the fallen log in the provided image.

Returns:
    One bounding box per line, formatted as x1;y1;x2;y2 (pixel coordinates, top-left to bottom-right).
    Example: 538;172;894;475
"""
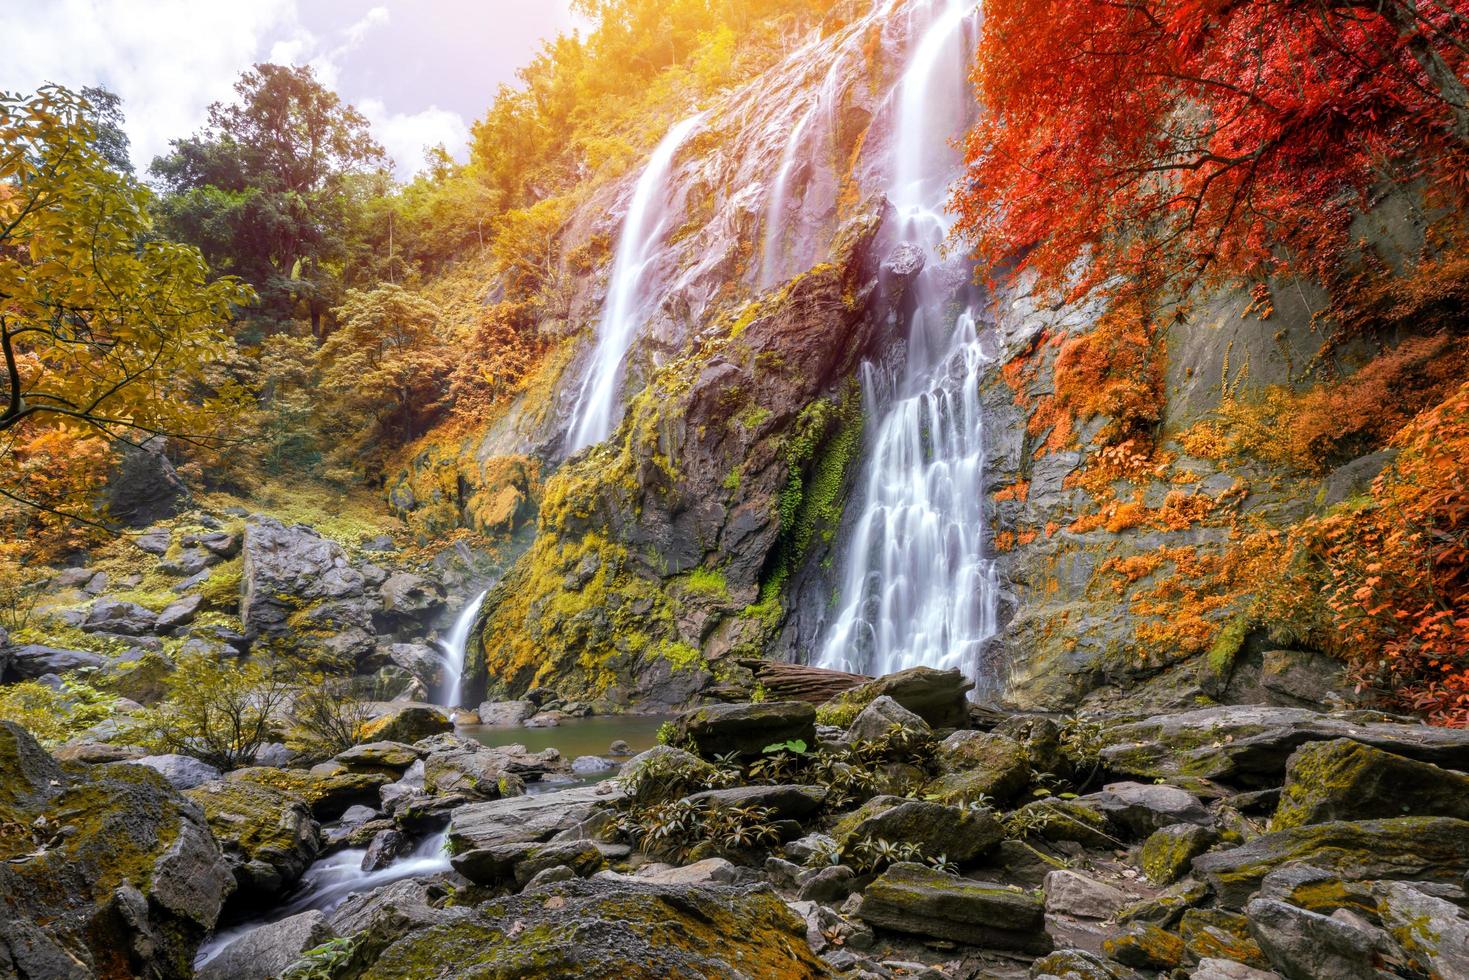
737;659;872;704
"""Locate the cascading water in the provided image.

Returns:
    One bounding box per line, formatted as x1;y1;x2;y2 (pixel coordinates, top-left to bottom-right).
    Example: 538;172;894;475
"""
439;589;488;709
813;0;999;690
565;113;705;452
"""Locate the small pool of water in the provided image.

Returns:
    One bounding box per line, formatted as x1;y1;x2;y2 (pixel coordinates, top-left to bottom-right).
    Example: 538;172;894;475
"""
460;713;668;760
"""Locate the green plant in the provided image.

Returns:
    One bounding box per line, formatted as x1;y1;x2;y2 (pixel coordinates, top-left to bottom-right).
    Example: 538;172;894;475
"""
287;676;373;757
655;720;679;746
0;677;116;747
123;654;293;770
279;937;359;980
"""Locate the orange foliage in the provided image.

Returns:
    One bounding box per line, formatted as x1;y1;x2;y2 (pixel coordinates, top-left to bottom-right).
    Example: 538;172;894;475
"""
0;425;114;562
993;479;1029;503
448;300;549;421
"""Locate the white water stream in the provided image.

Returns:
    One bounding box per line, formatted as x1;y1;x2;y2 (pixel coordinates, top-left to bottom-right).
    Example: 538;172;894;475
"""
565;113;706;452
812;0;998;689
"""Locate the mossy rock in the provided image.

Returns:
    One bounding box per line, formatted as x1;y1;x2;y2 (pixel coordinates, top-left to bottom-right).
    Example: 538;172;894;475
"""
359;705;452;744
1116;878;1211;929
0;722;235;978
229;765;390;820
928;730;1031;804
835;796;1003;865
360;877;826;978
675;700;815;758
186;778;323;906
1101;922;1187;970
1007;798;1116;849
1192;816;1469;908
1177;908;1269;970
855;862;1051;952
1139;823;1218;884
1272;737;1469;830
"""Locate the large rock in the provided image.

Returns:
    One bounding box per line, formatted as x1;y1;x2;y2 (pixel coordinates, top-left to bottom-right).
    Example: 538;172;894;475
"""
1193;817;1469;908
1374;881;1469;979
1101;705;1469;786
846;694;930;742
81;598;159;636
675;700;816;757
335;741;423;773
5;643;106;679
1079;781;1214;839
0;721;234;979
328;877;462;966
359;704;452;744
134;753;223;791
421;740;534;800
925;730;1031;804
388;642;444;691
106;436;189;526
841;666;974;728
451;838;604;887
228;765;391;821
360;876;826;978
447;783;621;852
1272;737;1469;829
1139;823;1217;884
835;795;1003;865
185;779;323;906
240;515;366;641
856;862;1051;952
378;571;445;617
196;910;336;980
1245;898;1390;980
477;699;537;726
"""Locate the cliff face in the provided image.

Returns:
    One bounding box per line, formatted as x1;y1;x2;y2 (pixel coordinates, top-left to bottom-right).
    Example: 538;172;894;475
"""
401;0;1461;713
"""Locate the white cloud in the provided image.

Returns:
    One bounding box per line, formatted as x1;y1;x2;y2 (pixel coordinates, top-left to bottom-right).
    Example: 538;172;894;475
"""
1;0;302;171
358;99;468;178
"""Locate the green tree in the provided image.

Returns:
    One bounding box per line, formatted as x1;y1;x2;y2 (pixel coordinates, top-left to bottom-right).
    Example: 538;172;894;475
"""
151;64;385;337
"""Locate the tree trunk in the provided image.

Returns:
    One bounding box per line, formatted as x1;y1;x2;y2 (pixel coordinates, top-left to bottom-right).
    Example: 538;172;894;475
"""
737;660;871;704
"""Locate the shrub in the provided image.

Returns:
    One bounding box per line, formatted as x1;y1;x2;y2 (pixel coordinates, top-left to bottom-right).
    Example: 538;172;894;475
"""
287;676;373;757
0;678;116;747
124;654;293;769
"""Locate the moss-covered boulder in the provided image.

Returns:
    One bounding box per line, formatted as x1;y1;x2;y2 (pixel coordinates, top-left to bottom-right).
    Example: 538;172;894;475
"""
1272;738;1469;830
1375;881;1469;980
1101;923;1187;970
1139;823;1218;884
825;666;974;729
1008;798;1117;849
855;862;1050;952
186;778;322;906
1177;908;1269;969
925;730;1030;804
835;796;1003;864
1192;817;1469;908
359;704;452;744
676;700;815;757
360;877;826;978
335;740;423;773
228;765;391;821
0;721;235;979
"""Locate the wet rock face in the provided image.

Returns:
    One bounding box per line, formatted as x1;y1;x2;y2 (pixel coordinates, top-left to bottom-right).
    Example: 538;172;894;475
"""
0;722;235;979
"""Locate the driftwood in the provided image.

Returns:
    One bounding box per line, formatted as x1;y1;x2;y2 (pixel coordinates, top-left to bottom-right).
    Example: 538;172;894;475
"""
737;659;871;704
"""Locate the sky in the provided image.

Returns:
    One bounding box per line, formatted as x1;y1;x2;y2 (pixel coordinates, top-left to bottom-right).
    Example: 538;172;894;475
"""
1;0;583;177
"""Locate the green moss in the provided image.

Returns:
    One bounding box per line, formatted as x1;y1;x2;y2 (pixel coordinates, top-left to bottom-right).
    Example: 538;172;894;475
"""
1204;613;1249;681
657;640;703;673
199;558;243;611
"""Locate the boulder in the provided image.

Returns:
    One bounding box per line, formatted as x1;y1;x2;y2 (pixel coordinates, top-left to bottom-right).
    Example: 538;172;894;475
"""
82;598;159;636
0;722;234;978
106;436;189;527
634;857;739;885
1140;823;1218;884
1009;797;1117;848
388;642;444;690
1102;923;1187;970
378;571;445;617
1259;649;1348;707
1192;817;1469;908
228;765;390;821
136;527;172;555
362;828;413;872
676;700;816;757
197;910;336;980
359;704;452;744
161;546;219;577
1193;959;1284;980
685;784;827;821
1245;898;1391;980
185;779;323;906
359;877;826;978
846;694;930;741
477;699;538;726
1079;781;1213;839
1043;870;1130;921
451;838;604;887
328;877;458;960
422;742;528;800
836;796;1003;865
571;755;615;773
240;515;365;640
134;753;223;791
842;666;974;727
1374;881;1469;979
448;783;621;852
1272;737;1469;829
6;643;105;679
856;862;1051;952
336;741;423;773
925;730;1031;804
1101;705;1469;787
156;594;204;632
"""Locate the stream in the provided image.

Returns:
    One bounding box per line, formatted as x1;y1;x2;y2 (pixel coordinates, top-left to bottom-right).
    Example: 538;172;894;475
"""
194;714;666;969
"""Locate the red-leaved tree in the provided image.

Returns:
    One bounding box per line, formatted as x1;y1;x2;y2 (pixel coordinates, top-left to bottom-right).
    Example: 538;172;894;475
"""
954;0;1469;296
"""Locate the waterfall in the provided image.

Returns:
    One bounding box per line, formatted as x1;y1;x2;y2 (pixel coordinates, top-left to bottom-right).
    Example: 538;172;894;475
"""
565;113;706;452
440;589;487;710
813;0;997;689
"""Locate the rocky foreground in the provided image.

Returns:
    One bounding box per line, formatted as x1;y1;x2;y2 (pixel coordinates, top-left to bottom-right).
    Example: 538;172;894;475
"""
4;667;1469;979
